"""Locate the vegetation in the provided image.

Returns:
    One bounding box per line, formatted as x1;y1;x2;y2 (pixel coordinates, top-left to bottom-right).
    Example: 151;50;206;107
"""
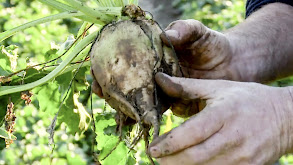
0;0;293;164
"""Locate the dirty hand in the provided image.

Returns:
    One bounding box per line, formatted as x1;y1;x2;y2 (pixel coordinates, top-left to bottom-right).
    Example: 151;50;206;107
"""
161;19;235;80
149;72;293;165
160;19;236;117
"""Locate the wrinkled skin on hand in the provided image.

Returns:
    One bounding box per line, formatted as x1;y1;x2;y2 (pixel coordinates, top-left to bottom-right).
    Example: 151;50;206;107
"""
149;73;293;165
160;19;236;117
161;19;234;80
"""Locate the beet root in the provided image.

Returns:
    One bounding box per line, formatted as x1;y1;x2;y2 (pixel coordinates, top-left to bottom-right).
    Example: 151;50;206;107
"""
90;19;181;138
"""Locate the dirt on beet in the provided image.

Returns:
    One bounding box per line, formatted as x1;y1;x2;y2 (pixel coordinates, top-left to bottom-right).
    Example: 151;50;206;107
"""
90;6;182;160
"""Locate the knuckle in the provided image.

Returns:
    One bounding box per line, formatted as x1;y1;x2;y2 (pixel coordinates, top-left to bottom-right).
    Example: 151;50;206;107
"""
186;19;203;26
160;137;177;155
186;19;205;31
166;20;186;30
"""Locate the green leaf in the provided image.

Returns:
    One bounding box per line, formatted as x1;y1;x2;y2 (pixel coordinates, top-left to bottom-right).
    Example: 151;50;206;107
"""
125;151;137;165
24;68;49;83
55;72;78;133
9;68;50;86
95;114;118;155
0;128;17;140
33;81;61;115
55;71;74;95
0;138;5;150
0;45;18;77
102;142;129;165
40;158;51;165
58;90;80;134
55;71;79;133
66;151;87;165
73;67;90;92
45;49;59;62
0;101;7;127
95;113;136;164
55;71;91;134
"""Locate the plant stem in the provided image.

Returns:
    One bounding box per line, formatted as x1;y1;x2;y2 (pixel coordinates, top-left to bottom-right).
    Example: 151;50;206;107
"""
95;7;122;16
39;0;105;24
77;22;89;37
57;61;90;75
0;11;83;42
64;0;115;23
39;0;75;12
129;0;139;6
0;32;98;97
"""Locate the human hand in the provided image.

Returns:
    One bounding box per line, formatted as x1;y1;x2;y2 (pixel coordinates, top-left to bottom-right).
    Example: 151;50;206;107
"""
161;19;235;80
149;72;293;165
160;19;237;117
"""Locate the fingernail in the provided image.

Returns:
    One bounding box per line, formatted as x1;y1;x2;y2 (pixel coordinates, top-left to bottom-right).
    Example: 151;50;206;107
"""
156;72;167;78
149;146;161;158
165;30;179;39
155;73;169;84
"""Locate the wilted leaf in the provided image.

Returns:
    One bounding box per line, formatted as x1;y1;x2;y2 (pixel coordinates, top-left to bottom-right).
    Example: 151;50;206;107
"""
0;45;16;77
58;92;91;134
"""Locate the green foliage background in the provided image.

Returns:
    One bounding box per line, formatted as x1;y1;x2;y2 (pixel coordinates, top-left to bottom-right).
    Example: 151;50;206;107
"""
0;0;293;165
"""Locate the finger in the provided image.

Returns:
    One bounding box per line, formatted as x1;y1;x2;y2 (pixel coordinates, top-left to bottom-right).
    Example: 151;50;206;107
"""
155;72;232;100
156;131;240;165
155;72;184;98
160;20;207;48
92;79;104;98
149;106;226;158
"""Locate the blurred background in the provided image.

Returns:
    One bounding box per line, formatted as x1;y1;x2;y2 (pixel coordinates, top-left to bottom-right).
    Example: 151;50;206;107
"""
1;0;293;164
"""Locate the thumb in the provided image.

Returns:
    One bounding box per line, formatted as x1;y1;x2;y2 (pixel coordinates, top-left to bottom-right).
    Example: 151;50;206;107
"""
155;72;231;100
149;105;225;158
160;19;207;48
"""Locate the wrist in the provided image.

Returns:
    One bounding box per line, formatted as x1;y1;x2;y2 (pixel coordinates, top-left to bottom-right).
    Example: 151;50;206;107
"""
224;3;293;83
224;33;265;82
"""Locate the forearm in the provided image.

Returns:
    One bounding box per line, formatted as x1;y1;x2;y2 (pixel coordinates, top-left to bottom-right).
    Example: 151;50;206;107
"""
225;3;293;83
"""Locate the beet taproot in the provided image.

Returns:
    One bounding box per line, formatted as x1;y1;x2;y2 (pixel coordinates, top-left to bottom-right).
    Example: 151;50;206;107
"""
90;6;181;139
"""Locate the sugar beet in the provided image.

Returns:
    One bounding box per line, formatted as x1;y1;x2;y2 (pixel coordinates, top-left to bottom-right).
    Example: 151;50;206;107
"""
90;17;181;138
